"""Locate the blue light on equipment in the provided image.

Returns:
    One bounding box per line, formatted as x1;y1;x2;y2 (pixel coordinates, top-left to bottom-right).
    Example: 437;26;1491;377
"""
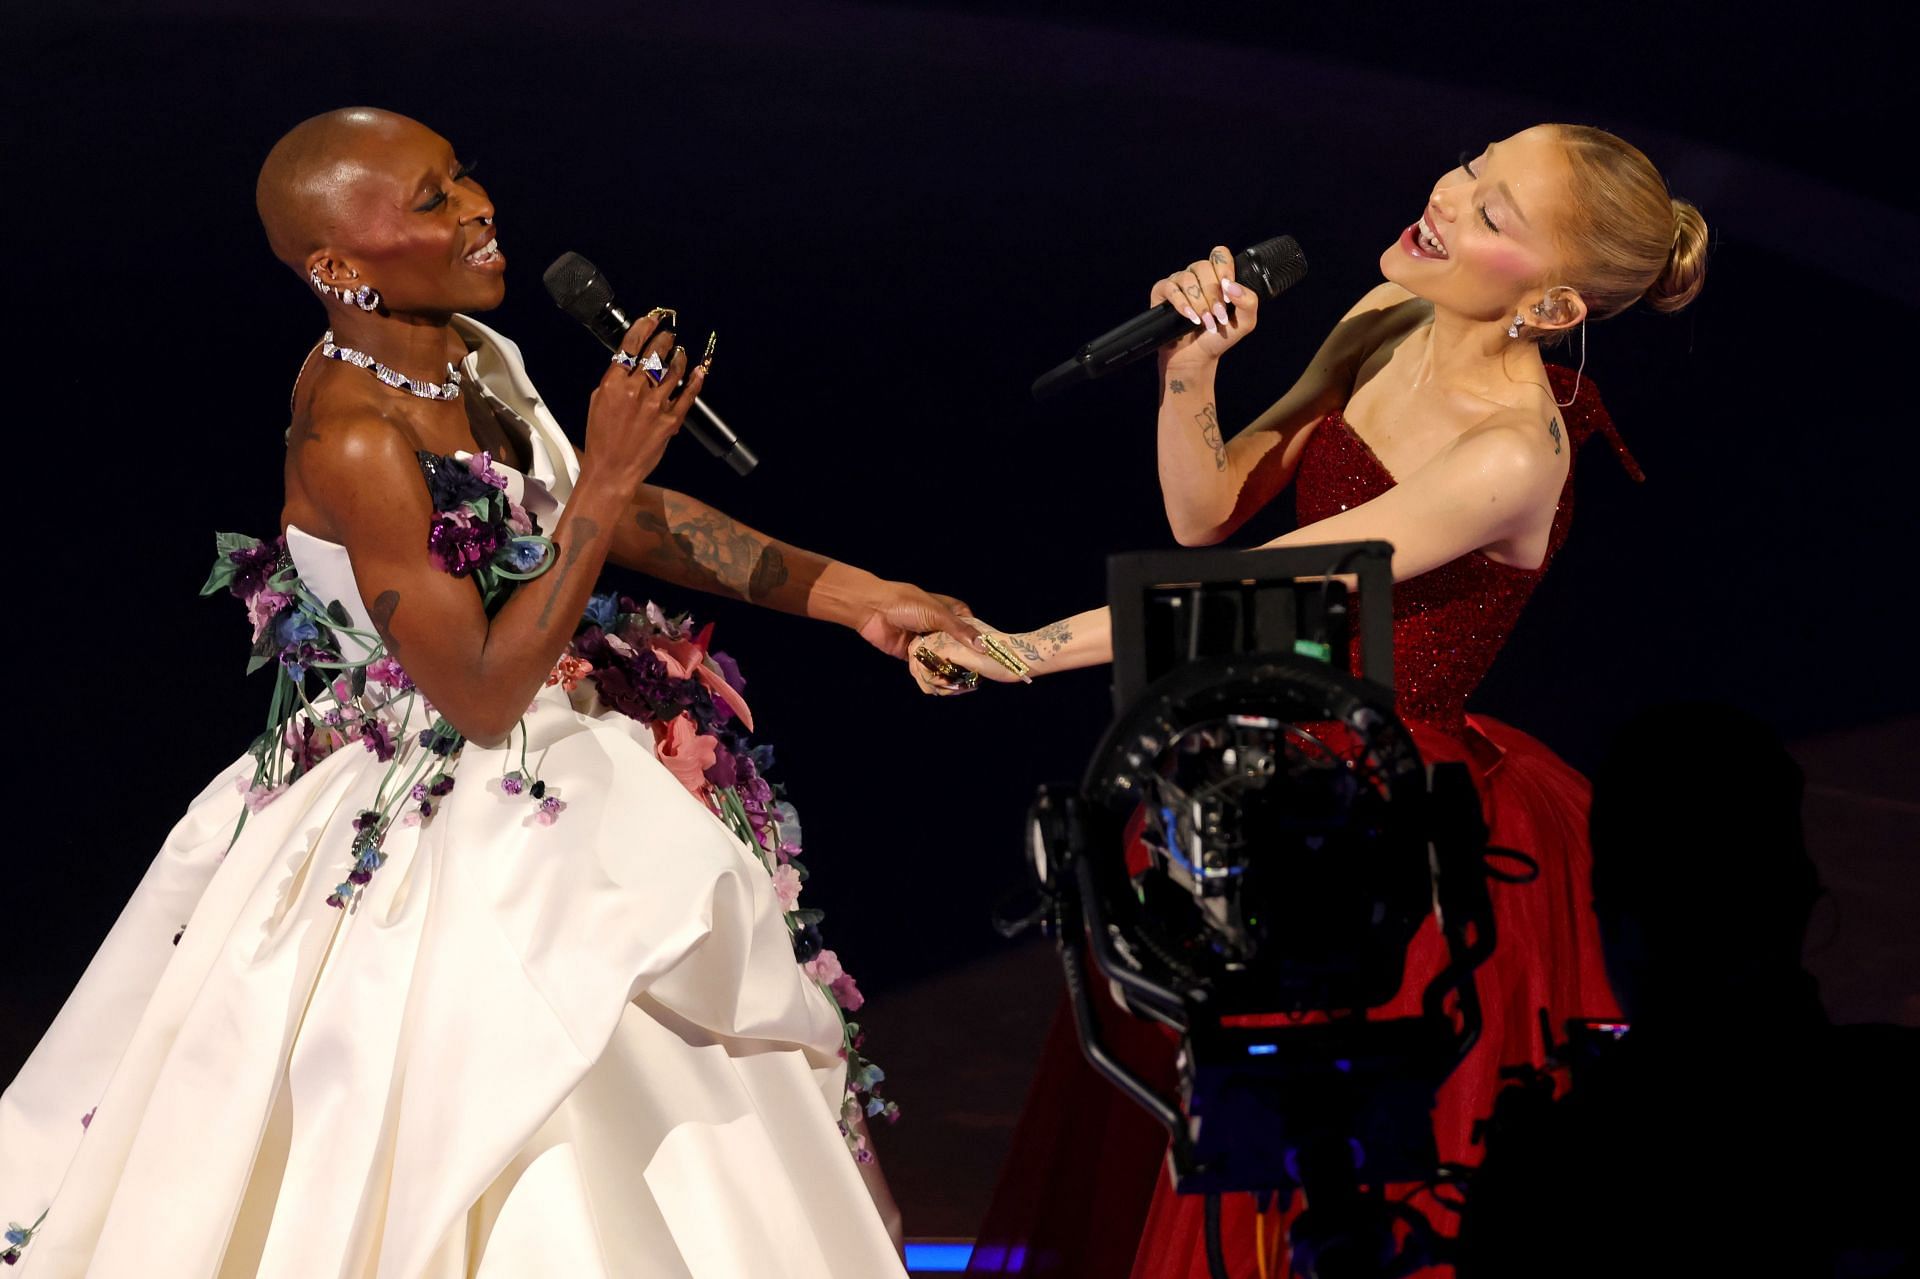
906;1241;975;1272
1247;1043;1279;1056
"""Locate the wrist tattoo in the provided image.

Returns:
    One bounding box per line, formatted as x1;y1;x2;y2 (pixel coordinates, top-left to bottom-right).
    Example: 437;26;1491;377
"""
1029;619;1073;658
538;516;600;629
1196;403;1227;471
1548;417;1563;455
633;496;792;603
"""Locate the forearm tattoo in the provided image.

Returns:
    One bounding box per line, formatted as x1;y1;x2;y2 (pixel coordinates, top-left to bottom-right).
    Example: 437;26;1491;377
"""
1197;402;1227;471
537;516;600;629
1012;619;1074;665
632;497;793;603
370;590;401;653
1548;417;1563;455
1169;378;1187;395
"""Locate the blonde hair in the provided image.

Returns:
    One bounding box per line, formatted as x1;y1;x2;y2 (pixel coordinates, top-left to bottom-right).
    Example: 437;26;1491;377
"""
1550;124;1708;320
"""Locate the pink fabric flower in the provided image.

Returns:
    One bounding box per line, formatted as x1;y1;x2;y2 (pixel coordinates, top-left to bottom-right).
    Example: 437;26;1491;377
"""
652;714;720;798
506;499;534;535
803;949;844;985
471;451;511;490
545;654;595;693
366;656;411;689
246;589;291;641
831;972;865;1012
771;864;802;911
234;776;285;812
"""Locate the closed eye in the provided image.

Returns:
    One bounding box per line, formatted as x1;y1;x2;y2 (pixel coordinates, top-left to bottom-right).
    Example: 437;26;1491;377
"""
413;161;478;213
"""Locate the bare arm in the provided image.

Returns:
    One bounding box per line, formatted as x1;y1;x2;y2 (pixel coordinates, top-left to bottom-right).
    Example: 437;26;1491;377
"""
909;407;1562;689
1252;409;1566;580
604;482;983;659
1157;277;1418;546
300;316;699;745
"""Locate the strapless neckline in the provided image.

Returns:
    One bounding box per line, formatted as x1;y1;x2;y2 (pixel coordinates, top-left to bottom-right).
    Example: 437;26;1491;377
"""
1321;408;1549;577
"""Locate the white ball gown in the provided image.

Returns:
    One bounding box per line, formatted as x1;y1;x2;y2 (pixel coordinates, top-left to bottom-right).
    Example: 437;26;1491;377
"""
0;317;907;1278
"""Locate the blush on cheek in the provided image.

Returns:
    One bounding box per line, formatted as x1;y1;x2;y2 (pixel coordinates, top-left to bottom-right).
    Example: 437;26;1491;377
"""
1474;242;1540;285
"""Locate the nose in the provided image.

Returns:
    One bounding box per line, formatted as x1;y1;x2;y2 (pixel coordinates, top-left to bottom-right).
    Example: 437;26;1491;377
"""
459;187;496;226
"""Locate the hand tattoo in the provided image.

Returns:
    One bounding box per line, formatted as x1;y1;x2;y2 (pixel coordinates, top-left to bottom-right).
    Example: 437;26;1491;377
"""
370;590;401;653
538;516;600;629
1210;249;1230;267
632;496;792;603
1548;417;1563;455
1197;403;1227;471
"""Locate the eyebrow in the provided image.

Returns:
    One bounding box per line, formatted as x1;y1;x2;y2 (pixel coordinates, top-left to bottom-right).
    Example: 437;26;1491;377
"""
1479;142;1531;226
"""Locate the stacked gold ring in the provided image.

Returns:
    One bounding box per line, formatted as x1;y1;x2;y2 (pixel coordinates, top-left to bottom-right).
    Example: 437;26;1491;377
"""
914;646;980;691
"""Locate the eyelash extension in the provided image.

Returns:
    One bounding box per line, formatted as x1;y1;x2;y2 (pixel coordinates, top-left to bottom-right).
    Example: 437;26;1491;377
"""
1457;151;1499;232
415;162;478;213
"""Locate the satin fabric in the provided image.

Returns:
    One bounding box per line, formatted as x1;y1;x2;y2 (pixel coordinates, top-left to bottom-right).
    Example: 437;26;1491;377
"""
1;318;905;1278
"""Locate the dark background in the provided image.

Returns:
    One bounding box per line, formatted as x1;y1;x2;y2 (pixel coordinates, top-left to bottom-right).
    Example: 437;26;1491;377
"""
8;0;1915;1214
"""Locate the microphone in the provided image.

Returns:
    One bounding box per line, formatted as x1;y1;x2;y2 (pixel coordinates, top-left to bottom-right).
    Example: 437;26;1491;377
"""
542;252;759;476
1031;235;1307;402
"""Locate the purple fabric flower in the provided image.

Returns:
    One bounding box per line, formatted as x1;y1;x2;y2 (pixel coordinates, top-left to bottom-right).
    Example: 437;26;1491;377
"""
247;589;292;641
418;451;496;508
227;537;283;603
470;451;511;491
710;650;746;696
704;744;739;790
366;656;412;690
426;508;504;577
361;717;396;762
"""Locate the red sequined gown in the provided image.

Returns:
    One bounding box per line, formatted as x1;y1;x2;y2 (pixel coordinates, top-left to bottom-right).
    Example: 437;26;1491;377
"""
968;368;1640;1278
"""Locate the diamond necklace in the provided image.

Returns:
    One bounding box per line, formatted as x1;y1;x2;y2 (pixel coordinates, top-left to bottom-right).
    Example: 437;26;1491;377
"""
320;330;464;401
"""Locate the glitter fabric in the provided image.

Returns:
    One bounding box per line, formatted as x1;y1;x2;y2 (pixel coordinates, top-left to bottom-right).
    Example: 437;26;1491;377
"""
1296;366;1639;735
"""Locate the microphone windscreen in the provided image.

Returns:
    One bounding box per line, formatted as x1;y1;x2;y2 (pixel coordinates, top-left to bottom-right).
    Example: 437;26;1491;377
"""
1238;235;1308;300
542;252;614;319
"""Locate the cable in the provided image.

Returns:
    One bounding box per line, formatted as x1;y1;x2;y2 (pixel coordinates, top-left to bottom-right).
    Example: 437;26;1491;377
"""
1205;1193;1230;1279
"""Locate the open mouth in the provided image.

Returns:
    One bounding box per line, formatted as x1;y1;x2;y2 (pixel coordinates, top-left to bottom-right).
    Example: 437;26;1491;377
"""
464;236;504;269
1407;213;1449;259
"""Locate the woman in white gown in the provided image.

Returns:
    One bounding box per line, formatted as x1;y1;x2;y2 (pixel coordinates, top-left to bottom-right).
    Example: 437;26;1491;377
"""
0;107;975;1277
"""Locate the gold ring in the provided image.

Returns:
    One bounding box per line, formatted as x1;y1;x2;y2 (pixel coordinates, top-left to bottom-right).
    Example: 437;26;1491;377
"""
914;646;979;690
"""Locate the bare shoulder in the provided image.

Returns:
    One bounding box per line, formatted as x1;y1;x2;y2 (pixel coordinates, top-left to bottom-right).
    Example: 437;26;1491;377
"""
1450;402;1569;490
289;404;432;534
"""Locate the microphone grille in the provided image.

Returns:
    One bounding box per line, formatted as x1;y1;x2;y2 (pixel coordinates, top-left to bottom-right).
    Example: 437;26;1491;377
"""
542;252;614;319
1238;235;1308;300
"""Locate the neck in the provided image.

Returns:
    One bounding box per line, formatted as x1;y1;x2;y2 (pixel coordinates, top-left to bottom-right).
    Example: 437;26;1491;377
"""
324;307;468;378
1411;303;1545;399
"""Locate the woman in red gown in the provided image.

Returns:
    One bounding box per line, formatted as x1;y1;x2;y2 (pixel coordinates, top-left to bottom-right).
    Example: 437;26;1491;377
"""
912;123;1707;1276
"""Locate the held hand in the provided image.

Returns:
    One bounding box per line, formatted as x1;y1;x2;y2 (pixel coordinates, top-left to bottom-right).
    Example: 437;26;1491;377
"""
1148;245;1261;365
852;581;982;660
906;622;1028;697
581;312;708;494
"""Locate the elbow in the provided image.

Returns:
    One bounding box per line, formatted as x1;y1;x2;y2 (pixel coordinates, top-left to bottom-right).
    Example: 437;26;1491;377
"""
1169;517;1228;548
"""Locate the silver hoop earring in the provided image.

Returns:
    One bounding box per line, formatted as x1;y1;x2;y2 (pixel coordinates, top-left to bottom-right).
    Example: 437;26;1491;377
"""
1507;313;1526;339
310;268;381;312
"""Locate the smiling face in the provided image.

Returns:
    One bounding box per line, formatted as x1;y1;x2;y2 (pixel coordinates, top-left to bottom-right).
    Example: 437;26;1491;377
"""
1380;125;1578;326
258;108;506;318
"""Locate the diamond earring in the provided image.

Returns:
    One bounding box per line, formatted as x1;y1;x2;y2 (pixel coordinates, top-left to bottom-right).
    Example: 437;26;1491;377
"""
310;268;381;312
1507;312;1526;339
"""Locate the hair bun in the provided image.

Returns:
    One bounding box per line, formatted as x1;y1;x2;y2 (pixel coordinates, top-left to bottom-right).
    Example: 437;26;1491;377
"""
1646;198;1708;314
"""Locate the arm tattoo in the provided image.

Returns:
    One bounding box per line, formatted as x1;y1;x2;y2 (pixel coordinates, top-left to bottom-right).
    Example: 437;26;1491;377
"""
1012;619;1074;664
1196;403;1227;471
1548;417;1563;455
632;498;791;603
370;590;401;653
1169;378;1187;395
537;516;600;629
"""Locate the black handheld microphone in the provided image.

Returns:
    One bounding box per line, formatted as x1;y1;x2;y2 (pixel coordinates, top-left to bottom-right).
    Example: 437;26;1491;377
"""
1031;235;1307;402
542;252;758;476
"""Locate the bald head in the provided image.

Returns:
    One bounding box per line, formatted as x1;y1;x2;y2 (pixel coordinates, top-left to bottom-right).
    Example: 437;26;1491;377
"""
256;107;436;270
